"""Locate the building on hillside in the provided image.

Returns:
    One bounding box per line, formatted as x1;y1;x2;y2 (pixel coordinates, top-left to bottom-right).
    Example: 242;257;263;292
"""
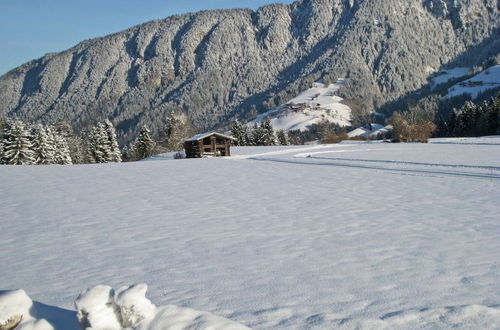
184;132;237;158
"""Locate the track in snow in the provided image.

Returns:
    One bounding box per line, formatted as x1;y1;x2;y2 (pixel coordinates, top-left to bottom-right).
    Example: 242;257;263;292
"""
241;143;500;180
249;156;500;180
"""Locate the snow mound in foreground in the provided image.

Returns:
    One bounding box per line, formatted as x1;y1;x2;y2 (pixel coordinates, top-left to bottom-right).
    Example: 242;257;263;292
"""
75;285;122;329
1;285;249;330
115;284;156;327
0;289;54;330
74;284;249;330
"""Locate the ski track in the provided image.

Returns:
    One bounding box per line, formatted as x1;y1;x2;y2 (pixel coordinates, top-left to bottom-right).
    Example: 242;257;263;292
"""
249;157;500;180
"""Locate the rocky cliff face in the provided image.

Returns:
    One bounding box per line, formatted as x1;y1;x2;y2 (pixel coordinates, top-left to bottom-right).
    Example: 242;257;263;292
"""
0;0;498;143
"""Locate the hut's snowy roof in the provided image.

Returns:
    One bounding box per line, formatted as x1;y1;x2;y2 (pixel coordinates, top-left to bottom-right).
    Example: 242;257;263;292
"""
185;132;237;142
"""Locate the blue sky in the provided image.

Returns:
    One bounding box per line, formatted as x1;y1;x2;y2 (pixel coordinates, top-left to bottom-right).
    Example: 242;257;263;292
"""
0;0;294;75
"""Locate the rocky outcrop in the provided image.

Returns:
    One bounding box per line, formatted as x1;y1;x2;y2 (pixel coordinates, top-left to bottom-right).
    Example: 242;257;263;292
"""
0;0;498;143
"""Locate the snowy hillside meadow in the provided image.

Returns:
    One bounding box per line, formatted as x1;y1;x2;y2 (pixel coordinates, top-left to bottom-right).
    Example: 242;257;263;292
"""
1;137;500;329
250;80;351;131
447;65;500;100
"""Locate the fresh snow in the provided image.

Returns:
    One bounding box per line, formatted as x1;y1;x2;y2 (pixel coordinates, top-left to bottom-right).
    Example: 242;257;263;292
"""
250;80;351;131
1;137;500;329
447;65;500;99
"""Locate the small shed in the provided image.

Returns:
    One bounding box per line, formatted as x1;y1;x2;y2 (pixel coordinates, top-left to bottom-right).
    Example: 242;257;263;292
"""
184;132;237;158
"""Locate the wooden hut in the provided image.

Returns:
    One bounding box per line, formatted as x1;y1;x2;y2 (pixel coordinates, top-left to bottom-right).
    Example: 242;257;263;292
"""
184;132;237;158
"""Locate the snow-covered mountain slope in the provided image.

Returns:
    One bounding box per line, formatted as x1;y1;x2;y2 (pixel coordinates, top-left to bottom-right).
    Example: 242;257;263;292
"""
448;65;500;99
431;67;471;89
251;79;351;131
1;137;500;329
1;0;498;142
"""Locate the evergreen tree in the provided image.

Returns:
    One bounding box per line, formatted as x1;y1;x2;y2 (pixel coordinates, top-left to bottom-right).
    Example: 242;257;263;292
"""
86;124;107;163
57;120;85;164
452;101;479;136
31;124;55;165
250;123;264;146
133;127;156;160
276;129;289;145
447;92;500;137
261;118;276;145
51;126;72;165
1;120;35;165
121;144;135;162
103;119;122;162
231;120;247;146
475;93;500;135
85;121;122;163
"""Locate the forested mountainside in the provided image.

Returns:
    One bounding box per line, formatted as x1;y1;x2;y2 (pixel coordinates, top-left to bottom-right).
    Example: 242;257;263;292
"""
0;0;498;144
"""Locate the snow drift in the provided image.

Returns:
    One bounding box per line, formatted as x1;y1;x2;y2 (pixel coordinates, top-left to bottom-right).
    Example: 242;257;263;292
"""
0;290;54;330
0;285;249;330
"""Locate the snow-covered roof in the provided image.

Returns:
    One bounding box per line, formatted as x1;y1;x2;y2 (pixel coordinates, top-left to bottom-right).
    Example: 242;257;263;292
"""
347;127;370;138
347;124;392;138
185;132;237;142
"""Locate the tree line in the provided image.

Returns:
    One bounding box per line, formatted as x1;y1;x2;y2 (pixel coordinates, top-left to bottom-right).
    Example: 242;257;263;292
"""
446;93;500;137
388;90;500;142
0;111;193;165
0;118;121;165
231;118;287;146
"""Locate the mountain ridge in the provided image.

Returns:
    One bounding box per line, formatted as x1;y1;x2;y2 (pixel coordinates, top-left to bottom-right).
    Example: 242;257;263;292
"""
0;0;498;144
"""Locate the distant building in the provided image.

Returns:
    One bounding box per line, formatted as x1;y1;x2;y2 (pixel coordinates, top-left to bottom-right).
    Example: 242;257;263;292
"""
184;132;237;158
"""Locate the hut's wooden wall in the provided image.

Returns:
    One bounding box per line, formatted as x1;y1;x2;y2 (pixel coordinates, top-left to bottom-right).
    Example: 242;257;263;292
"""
184;134;232;158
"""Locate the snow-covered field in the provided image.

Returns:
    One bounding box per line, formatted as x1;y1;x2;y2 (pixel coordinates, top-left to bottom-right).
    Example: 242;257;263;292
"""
1;137;500;329
251;80;351;131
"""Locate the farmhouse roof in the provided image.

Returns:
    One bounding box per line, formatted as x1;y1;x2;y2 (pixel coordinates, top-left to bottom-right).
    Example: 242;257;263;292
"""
185;132;237;142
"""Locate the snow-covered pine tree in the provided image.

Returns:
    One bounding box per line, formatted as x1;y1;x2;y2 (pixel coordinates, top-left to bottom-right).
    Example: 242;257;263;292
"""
31;124;56;165
1;120;35;165
57;120;85;164
50;126;72;165
103;119;122;162
133;127;156;160
85;126;100;163
231;120;247;146
121;144;135;162
261;118;276;146
276;129;289;145
249;123;262;146
97;122;111;162
86;123;109;163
